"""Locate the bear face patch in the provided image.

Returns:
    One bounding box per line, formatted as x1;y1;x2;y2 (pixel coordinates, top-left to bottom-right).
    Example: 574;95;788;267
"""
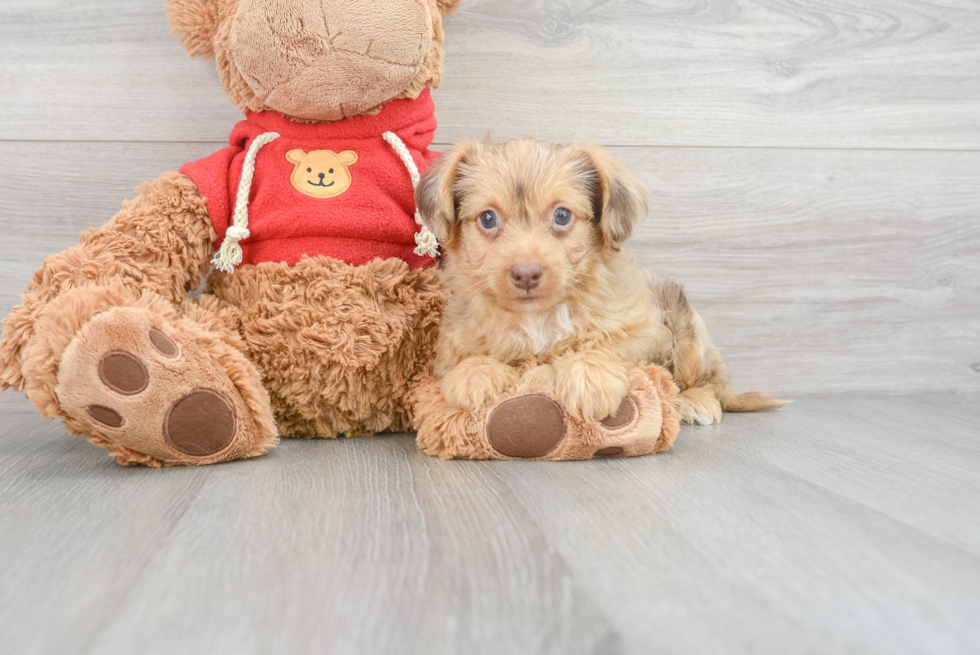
286;149;358;199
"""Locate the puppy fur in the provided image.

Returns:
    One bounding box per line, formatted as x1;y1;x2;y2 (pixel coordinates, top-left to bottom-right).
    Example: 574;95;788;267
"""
416;138;784;425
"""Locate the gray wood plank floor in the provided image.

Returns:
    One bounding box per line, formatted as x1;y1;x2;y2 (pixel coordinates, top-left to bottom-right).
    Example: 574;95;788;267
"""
2;391;978;655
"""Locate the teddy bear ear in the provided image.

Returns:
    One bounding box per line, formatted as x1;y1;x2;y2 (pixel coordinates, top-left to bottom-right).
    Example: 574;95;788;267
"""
338;151;359;166
286;149;307;164
165;0;221;59
434;0;463;16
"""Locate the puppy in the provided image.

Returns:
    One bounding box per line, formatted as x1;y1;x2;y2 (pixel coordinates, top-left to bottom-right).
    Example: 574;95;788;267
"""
415;138;784;425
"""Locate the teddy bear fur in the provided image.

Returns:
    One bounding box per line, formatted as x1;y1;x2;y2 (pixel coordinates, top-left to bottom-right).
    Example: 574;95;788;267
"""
0;0;459;466
168;0;460;120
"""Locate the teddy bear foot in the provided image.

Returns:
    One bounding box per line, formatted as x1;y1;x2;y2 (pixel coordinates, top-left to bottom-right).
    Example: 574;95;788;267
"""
485;392;661;459
414;364;681;461
54;306;278;467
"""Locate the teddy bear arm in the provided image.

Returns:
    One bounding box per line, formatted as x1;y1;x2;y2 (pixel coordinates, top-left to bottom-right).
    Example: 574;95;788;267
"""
0;171;216;393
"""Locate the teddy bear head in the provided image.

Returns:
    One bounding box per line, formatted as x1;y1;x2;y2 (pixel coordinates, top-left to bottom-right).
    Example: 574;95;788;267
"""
166;0;461;122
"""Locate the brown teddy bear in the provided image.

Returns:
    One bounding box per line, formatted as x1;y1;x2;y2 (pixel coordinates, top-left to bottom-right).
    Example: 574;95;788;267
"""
0;0;680;466
0;0;462;466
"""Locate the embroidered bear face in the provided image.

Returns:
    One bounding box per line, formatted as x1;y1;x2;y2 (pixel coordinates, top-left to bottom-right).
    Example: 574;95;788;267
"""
286;149;359;199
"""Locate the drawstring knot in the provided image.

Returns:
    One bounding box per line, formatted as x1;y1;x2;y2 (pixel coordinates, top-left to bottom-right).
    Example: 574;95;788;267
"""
211;131;280;274
383;131;440;259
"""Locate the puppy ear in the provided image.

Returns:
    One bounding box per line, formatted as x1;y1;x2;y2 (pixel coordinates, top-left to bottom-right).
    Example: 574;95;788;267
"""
415;141;478;245
576;144;648;249
166;0;221;59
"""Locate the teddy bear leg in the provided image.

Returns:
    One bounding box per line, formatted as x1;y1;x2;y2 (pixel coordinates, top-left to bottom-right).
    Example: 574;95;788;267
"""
208;257;443;439
413;364;681;461
25;286;277;467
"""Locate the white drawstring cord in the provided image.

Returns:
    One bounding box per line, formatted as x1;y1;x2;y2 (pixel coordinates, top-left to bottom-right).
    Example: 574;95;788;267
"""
211;131;281;273
382;131;440;259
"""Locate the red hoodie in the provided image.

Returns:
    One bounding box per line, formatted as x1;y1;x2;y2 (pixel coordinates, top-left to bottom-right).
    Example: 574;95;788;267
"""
180;89;438;270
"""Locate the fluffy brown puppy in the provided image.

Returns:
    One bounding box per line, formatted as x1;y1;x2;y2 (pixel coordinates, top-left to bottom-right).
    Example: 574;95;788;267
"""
416;138;784;425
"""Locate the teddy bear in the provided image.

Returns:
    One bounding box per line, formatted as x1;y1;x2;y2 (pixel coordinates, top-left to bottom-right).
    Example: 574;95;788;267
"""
0;0;681;466
0;0;461;466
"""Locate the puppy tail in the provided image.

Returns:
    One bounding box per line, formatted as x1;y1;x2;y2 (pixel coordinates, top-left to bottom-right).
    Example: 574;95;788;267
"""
650;275;786;414
719;389;787;413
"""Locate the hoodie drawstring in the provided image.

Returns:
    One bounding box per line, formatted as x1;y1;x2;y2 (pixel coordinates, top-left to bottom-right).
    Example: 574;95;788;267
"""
382;131;439;259
211;131;281;273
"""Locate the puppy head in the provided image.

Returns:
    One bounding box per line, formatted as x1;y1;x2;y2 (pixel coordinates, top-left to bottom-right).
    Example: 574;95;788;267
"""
416;138;648;314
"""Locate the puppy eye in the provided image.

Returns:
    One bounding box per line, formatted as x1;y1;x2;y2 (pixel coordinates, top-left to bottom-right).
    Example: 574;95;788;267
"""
478;210;498;231
552;207;573;227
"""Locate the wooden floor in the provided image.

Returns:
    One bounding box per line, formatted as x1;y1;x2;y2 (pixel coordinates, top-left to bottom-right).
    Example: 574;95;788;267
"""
1;391;978;655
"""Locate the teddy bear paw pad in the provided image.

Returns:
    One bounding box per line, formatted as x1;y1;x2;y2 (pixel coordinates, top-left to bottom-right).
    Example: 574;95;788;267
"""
600;397;637;430
486;394;566;458
98;351;149;395
163;389;237;456
87;405;124;428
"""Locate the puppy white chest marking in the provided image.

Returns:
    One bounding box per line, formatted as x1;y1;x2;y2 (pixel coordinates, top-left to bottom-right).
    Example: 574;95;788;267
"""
517;304;576;355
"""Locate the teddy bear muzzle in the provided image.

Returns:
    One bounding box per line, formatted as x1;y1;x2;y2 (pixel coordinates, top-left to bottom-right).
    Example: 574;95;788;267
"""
230;0;433;121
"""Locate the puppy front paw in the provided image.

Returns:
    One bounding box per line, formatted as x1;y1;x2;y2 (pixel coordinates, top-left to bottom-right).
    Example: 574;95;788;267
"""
677;388;723;425
441;357;519;412
554;353;630;423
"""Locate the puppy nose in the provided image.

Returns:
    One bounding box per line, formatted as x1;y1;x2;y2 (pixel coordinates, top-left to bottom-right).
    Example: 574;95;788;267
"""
510;264;544;291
